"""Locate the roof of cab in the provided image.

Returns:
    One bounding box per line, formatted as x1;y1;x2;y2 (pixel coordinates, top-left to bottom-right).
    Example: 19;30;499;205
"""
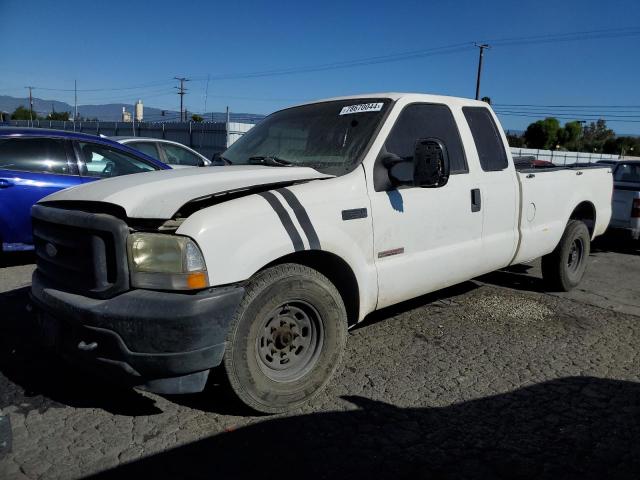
298;92;489;108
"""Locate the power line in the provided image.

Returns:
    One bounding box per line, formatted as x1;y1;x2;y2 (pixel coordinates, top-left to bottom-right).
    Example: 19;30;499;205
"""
192;26;640;81
493;111;640;123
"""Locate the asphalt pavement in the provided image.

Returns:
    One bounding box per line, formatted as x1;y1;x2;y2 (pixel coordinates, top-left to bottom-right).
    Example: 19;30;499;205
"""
0;234;639;480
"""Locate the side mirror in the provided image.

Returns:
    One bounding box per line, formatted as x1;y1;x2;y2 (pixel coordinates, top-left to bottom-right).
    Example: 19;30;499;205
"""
382;153;414;186
413;138;450;188
211;152;227;166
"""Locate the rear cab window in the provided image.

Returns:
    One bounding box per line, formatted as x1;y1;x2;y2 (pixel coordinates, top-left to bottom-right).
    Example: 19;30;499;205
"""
614;163;640;183
463;107;509;172
0;137;76;175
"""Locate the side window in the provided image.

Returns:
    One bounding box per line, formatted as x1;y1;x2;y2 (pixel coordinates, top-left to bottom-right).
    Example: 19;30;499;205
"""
463;107;509;172
385;104;468;174
160;144;203;166
78;142;159;178
128;141;161;160
0;138;72;175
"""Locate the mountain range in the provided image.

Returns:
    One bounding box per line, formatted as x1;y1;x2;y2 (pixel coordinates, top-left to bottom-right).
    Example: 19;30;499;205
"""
0;95;265;123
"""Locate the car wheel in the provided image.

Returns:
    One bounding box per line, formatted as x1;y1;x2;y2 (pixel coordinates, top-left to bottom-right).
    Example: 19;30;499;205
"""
223;263;347;414
542;220;591;292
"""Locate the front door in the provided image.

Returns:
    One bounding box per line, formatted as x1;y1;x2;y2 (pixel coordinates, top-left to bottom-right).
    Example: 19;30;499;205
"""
369;103;484;309
0;137;81;248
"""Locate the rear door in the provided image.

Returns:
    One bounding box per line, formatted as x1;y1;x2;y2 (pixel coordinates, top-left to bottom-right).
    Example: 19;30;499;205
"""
0;137;80;246
462;107;519;269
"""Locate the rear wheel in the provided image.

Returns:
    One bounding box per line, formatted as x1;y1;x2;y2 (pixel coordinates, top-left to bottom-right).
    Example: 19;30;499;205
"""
223;263;347;414
541;220;591;291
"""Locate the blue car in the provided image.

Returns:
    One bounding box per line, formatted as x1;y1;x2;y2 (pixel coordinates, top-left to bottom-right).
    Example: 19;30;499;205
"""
0;128;170;253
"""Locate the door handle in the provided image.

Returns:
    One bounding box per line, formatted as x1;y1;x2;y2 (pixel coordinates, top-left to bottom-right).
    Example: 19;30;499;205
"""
526;173;535;179
0;179;14;189
471;188;481;212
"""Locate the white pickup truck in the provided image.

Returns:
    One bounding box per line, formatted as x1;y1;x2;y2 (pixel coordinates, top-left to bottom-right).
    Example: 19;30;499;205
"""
31;93;612;413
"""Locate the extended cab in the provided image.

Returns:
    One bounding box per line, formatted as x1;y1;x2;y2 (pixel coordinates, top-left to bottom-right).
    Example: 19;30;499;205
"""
30;93;613;413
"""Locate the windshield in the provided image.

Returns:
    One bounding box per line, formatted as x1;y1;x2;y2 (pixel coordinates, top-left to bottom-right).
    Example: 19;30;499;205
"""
614;163;640;183
223;99;391;176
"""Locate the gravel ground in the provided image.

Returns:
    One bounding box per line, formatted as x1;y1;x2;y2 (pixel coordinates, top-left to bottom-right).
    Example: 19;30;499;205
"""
0;235;639;480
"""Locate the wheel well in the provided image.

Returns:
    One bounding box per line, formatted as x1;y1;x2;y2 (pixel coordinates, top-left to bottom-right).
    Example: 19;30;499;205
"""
262;251;360;327
569;201;596;236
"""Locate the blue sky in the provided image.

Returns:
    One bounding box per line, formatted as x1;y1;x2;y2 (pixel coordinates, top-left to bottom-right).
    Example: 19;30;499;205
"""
1;0;639;133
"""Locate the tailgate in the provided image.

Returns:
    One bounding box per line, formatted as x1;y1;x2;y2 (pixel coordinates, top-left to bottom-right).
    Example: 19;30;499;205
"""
611;183;640;227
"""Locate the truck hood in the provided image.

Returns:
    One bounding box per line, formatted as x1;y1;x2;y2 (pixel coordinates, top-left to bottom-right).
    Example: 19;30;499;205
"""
40;165;332;219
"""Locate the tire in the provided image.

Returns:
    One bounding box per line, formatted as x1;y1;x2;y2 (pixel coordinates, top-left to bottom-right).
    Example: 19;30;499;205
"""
541;220;591;292
223;263;347;414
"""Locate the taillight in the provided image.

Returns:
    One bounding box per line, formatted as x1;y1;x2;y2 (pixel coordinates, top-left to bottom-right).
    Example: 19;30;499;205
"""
633;198;640;218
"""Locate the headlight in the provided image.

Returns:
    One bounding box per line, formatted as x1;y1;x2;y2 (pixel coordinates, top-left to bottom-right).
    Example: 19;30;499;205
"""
127;233;209;290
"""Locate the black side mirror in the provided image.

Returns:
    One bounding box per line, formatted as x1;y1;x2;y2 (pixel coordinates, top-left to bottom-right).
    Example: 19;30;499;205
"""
211;152;227;166
413;138;450;188
383;153;414;186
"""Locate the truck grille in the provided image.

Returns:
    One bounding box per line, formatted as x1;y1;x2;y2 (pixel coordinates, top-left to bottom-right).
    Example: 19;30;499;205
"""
31;204;130;299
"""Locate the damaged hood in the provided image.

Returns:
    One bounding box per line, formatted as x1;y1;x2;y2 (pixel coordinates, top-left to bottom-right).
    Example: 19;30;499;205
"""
40;165;331;218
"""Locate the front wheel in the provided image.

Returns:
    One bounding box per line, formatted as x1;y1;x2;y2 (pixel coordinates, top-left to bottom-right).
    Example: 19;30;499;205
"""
541;220;591;291
223;263;347;414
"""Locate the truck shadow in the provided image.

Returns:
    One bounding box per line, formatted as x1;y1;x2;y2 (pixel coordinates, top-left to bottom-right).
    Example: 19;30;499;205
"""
0;287;162;416
87;376;640;480
475;264;547;293
0;251;36;268
591;231;639;256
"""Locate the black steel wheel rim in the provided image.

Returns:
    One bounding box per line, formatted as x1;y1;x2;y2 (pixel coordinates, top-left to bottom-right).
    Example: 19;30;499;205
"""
255;300;324;382
567;237;584;273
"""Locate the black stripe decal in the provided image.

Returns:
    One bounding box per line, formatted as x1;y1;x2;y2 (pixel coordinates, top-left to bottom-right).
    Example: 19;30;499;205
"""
277;188;321;250
257;192;304;251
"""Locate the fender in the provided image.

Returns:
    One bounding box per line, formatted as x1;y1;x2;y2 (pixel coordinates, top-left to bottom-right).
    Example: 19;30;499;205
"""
176;168;379;322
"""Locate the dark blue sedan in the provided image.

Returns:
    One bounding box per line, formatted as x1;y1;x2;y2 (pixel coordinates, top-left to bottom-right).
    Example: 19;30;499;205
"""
0;128;170;253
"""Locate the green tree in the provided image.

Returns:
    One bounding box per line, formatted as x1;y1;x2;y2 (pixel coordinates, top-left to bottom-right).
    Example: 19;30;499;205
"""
582;119;614;153
11;105;37;120
506;131;525;147
524;117;561;149
556;121;583;151
191;114;204;122
602;136;640;156
46;111;70;121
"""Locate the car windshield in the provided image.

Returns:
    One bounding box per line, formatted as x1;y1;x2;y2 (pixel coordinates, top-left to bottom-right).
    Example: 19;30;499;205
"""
614;163;640;183
222;99;391;176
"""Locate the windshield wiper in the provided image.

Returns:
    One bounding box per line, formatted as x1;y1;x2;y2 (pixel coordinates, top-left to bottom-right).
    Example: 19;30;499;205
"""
248;156;293;167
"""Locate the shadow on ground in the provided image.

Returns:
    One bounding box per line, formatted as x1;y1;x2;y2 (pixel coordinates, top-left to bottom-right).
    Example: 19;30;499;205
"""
88;376;640;480
475;263;546;293
591;231;639;256
0;251;36;268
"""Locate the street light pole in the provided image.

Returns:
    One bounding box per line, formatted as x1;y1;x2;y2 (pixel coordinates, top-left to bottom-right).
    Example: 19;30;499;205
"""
474;44;490;100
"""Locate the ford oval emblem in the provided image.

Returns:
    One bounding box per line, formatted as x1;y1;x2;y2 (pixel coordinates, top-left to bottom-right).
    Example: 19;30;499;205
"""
45;243;58;258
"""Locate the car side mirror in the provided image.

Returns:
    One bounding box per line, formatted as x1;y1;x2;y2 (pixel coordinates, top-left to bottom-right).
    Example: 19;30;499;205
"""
413;138;450;188
382;153;414;186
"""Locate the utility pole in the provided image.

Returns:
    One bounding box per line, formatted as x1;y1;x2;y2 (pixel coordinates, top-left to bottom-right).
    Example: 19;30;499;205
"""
26;86;34;125
203;73;210;120
474;43;490;100
74;80;78;122
174;76;190;122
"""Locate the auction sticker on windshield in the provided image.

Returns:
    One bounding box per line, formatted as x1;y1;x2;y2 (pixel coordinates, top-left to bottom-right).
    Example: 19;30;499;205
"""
339;103;384;115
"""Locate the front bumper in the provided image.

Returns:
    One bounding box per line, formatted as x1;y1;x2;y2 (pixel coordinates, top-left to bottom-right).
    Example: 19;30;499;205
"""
31;270;245;394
